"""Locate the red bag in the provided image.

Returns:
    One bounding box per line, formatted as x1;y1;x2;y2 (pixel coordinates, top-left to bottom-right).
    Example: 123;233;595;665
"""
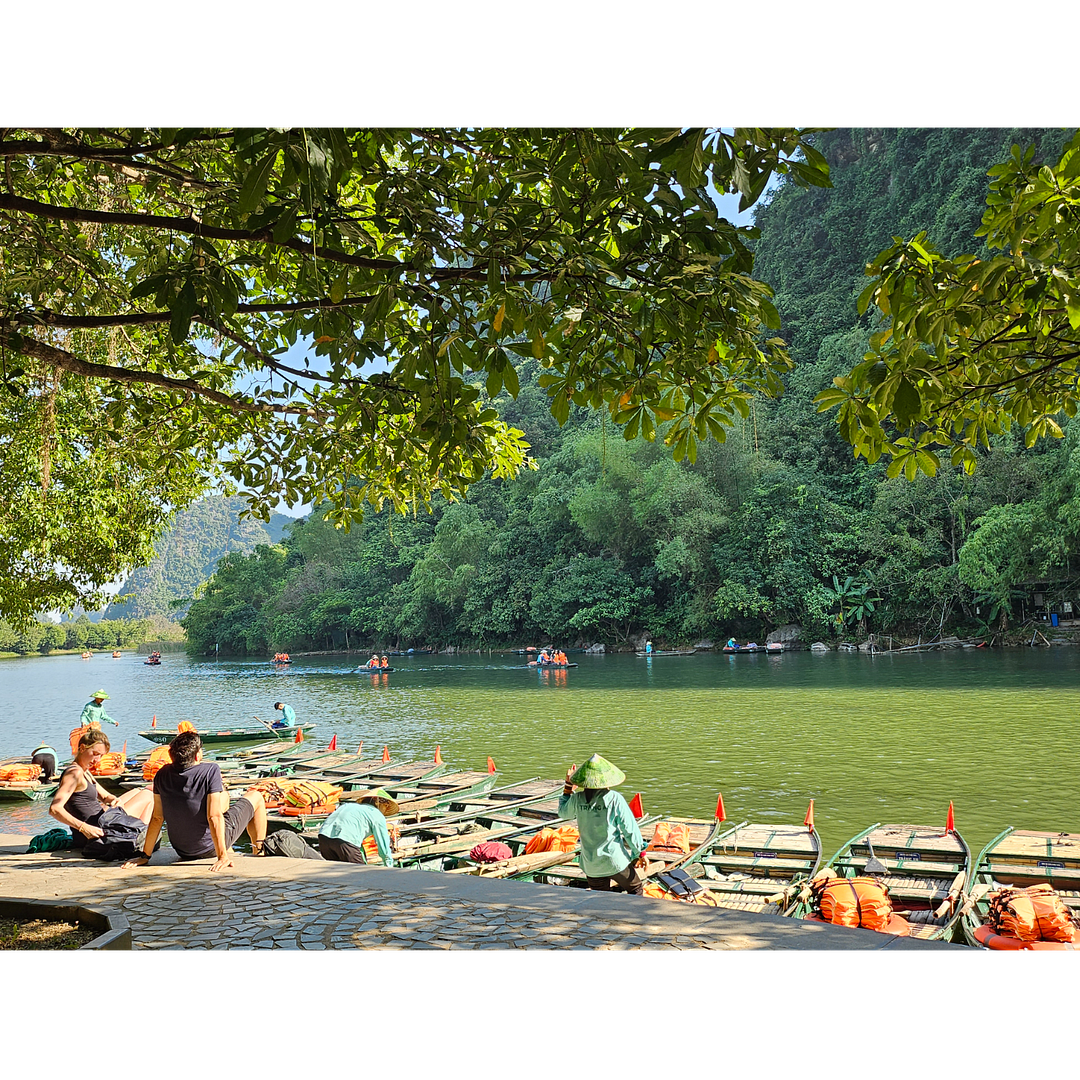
470;841;513;863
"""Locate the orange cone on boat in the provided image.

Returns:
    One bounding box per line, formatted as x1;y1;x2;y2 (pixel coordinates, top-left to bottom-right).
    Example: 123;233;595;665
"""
487;756;496;773
434;745;442;764
328;734;337;751
151;715;157;728
295;727;304;743
356;741;363;756
382;745;390;763
715;792;726;822
804;799;815;833
946;801;955;833
629;792;644;819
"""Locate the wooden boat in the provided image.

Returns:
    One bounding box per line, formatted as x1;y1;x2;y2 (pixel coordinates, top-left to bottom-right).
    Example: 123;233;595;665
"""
0;779;60;802
636;649;698;657
112;651;122;658
144;658;161;665
960;827;1080;950
722;644;763;654
81;651;92;659
360;666;395;674
137;724;315;745
528;662;578;668
661;816;822;913
794;820;970;941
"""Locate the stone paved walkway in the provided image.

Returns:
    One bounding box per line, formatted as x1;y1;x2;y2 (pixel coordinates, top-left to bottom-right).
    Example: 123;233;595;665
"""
0;835;954;950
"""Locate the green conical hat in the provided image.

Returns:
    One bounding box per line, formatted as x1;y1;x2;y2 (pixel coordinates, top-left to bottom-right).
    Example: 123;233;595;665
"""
569;754;625;789
356;787;399;816
91;689;109;700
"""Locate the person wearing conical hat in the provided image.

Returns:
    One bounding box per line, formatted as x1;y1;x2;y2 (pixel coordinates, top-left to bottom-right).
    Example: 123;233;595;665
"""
557;754;646;896
80;690;119;729
317;788;398;865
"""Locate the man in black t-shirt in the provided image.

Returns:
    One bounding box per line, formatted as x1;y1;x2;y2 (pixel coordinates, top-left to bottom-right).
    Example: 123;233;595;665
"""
121;731;267;872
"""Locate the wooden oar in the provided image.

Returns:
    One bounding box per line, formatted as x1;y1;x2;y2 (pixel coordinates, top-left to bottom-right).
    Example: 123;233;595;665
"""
933;869;967;919
252;715;278;735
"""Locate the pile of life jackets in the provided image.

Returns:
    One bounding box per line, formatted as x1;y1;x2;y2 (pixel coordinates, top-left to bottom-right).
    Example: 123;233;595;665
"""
360;824;401;864
142;746;174;781
89;752;125;776
176;720;196;734
811;875;896;932
987;884;1079;943
0;763;43;785
524;826;580;855
280;780;343;815
646;821;692;856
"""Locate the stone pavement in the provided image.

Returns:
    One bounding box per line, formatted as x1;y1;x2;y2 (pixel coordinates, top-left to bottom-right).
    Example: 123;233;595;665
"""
0;834;954;950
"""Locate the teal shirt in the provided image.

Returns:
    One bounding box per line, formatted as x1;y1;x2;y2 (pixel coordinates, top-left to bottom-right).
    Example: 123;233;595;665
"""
318;802;394;867
276;704;296;727
557;789;643;878
80;701;117;727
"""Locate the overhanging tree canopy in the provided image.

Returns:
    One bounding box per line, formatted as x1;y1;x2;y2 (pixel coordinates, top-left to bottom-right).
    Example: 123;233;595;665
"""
0;126;829;619
817;129;1080;477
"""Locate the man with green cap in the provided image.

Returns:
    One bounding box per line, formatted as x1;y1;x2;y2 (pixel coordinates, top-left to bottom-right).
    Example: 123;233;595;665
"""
80;690;119;728
558;754;646;895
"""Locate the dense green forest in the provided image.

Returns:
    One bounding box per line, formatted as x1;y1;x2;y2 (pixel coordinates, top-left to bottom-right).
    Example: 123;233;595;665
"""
0;613;172;655
182;129;1080;656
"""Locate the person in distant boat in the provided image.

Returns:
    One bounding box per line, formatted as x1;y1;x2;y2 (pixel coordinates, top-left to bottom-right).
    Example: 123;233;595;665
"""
380;655;389;669
272;702;296;729
31;742;60;782
558;754;645;896
318;788;398;865
50;730;154;847
645;640;653;656
80;689;119;729
727;637;737;649
121;731;268;872
367;654;380;669
537;649;551;664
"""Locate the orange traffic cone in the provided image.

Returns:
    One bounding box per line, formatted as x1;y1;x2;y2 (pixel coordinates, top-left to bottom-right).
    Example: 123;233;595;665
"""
715;792;726;822
946;801;955;833
328;734;337;751
629;792;644;819
295;727;304;744
487;756;496;774
434;745;442;764
804;799;815;833
382;745;390;763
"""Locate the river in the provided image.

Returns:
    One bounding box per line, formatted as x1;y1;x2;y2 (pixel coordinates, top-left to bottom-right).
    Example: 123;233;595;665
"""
2;647;1075;861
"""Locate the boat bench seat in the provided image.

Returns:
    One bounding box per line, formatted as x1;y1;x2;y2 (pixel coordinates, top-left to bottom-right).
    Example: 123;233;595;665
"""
844;858;963;878
986;863;1080;890
876;874;955;902
701;876;787;896
702;854;814;877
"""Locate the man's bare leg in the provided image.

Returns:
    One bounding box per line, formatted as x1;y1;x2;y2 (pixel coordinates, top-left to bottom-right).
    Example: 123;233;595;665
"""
244;790;267;854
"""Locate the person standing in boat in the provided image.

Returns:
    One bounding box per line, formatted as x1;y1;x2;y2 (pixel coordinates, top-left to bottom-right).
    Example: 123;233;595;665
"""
557;754;646;896
80;690;119;729
317;788;398;864
272;701;296;729
50;730;154;847
645;640;653;656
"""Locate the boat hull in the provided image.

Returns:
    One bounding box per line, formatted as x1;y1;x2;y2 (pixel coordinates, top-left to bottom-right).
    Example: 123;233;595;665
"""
137;724;315;745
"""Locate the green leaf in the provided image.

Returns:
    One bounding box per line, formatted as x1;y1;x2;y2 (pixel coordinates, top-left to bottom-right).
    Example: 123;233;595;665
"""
892;377;921;428
237;152;278;215
170;280;198;345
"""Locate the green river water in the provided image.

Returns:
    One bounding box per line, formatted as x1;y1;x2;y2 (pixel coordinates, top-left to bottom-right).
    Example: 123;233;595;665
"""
2;647;1074;861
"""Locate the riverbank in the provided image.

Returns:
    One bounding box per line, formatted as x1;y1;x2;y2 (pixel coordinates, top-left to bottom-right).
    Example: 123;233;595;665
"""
0;835;951;951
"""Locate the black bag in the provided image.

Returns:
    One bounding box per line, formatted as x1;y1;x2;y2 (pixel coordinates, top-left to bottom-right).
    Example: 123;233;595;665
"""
656;867;705;898
262;830;324;859
81;806;147;862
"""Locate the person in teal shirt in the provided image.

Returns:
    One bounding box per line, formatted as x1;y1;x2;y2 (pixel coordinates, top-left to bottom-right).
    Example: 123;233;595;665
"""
272;702;296;729
557;754;645;895
318;789;398;865
80;690;119;728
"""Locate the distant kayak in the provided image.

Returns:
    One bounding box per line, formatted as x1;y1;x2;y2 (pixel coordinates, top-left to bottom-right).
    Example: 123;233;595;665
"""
361;666;396;674
528;662;578;669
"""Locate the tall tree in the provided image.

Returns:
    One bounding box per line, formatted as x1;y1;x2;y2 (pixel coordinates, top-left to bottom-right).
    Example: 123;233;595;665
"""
0;126;828;620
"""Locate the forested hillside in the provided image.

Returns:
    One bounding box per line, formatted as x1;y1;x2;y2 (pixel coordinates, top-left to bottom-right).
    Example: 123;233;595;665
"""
105;496;293;621
182;129;1080;655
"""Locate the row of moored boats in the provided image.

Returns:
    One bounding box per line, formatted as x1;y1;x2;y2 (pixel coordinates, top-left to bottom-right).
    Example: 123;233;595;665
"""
4;736;1078;949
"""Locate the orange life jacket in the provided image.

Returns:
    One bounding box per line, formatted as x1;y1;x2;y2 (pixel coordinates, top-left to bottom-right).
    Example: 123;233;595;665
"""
360;825;401;863
813;876;894;931
646;821;692;856
246;778;291;809
0;763;43;784
642;880;721;906
176;720;196;733
524;826;580;855
89;752;125;776
69;724;97;757
988;884;1078;943
281;780;343;814
142;745;174;781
